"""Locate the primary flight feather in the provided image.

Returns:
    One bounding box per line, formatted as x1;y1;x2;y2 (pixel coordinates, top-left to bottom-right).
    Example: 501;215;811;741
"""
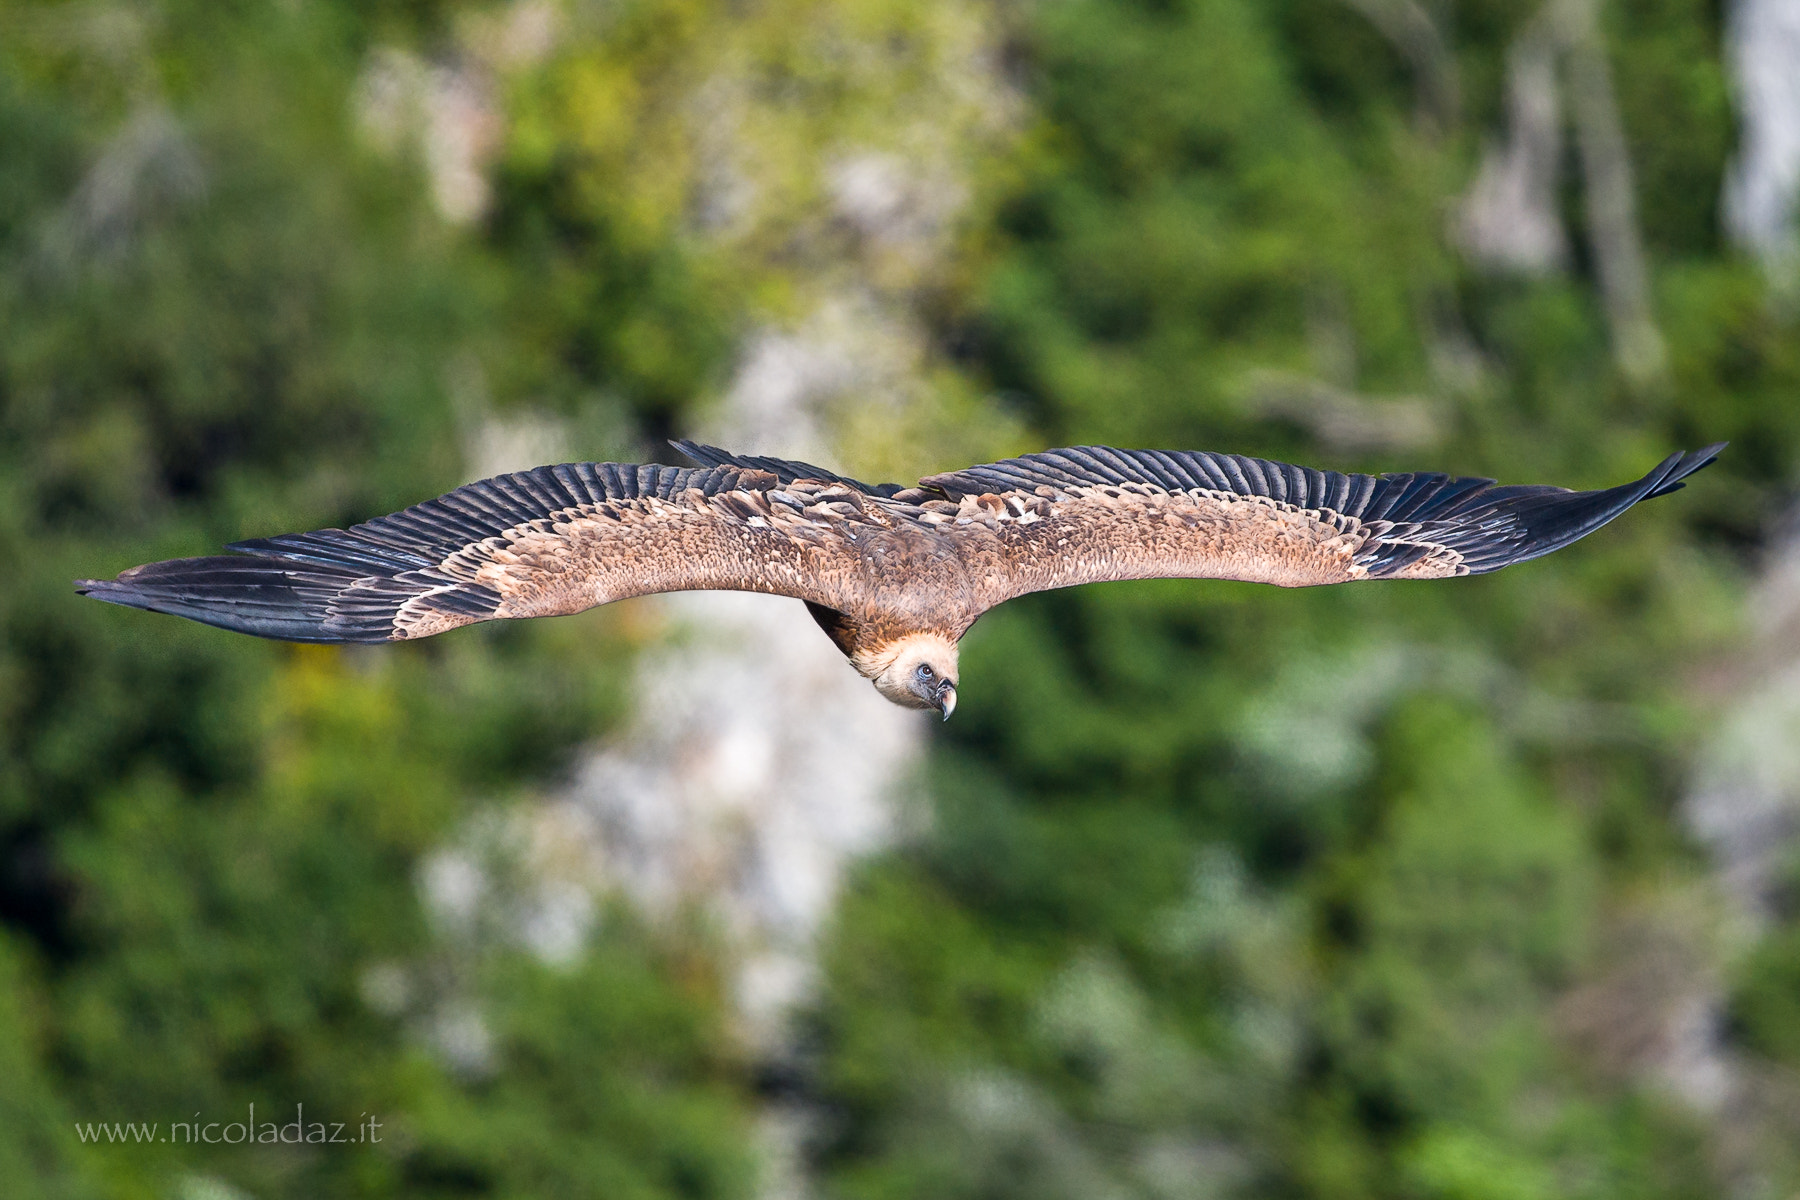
77;440;1724;718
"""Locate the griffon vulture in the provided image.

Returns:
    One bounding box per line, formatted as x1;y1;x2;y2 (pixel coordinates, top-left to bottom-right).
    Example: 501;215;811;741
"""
78;441;1723;718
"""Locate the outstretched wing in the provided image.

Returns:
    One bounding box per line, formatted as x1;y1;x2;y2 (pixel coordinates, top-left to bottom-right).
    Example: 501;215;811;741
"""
77;461;889;643
916;443;1724;609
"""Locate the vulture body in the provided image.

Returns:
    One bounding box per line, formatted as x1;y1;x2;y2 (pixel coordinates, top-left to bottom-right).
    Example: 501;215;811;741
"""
78;440;1724;717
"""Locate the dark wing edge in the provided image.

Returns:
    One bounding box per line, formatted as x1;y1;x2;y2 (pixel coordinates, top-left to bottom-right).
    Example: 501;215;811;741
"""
1422;441;1725;576
924;441;1725;581
670;439;908;497
75;460;779;644
75;555;470;644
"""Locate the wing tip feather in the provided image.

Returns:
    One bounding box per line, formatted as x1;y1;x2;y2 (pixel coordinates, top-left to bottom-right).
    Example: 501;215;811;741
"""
1644;441;1726;499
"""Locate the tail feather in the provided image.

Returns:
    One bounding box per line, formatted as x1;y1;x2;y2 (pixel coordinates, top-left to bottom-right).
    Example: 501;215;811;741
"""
670;439;905;497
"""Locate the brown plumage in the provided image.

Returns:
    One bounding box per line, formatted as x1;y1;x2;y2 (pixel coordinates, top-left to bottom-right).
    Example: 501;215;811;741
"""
77;440;1725;717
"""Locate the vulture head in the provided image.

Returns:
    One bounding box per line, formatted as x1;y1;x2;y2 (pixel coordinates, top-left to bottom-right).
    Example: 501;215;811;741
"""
870;634;959;719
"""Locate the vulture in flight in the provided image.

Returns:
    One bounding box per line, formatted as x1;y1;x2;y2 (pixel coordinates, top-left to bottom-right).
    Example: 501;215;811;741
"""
78;440;1723;718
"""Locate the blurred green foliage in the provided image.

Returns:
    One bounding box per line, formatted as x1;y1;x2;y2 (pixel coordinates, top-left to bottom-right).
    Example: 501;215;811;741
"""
1;3;742;1197
2;0;1798;1197
808;0;1800;1197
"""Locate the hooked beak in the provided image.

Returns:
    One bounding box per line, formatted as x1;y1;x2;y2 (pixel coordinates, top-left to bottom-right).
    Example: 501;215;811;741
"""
935;681;957;721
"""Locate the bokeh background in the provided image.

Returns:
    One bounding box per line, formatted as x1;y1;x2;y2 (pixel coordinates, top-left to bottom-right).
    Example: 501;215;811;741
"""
5;0;1800;1196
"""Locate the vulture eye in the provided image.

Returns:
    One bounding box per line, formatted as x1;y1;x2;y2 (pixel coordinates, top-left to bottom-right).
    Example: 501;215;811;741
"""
916;664;935;682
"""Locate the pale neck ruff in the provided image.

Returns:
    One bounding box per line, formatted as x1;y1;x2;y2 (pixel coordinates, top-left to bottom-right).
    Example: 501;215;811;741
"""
851;632;958;680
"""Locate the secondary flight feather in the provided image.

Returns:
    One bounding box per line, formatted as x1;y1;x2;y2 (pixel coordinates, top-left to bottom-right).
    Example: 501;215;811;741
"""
78;440;1724;718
